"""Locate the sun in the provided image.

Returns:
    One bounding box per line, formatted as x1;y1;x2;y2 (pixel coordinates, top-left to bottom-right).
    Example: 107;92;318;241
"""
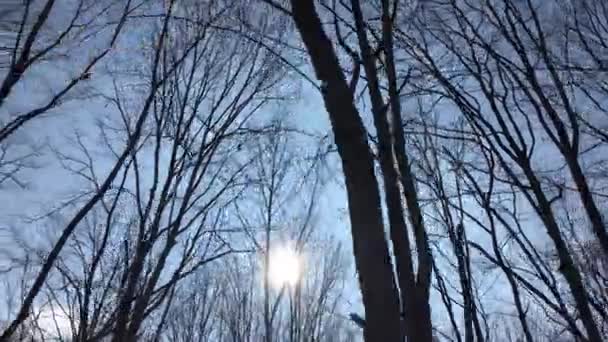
267;245;303;289
35;306;72;339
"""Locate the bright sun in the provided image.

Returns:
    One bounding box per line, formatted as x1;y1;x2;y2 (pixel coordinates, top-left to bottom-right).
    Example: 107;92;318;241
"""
267;245;303;289
35;306;72;339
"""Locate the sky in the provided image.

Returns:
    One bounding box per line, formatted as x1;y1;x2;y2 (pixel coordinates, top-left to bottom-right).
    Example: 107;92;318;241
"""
0;3;367;338
3;1;605;341
0;0;477;333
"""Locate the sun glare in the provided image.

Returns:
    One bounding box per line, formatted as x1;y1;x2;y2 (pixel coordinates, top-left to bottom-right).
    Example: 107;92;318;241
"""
35;306;72;339
267;245;303;289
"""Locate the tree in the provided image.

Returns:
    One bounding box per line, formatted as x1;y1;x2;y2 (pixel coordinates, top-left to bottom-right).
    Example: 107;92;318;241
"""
153;123;354;342
3;0;608;340
279;0;434;340
0;0;132;189
0;0;287;339
394;0;608;340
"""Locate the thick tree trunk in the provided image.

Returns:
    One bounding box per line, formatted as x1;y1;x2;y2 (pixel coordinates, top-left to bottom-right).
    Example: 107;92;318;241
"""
289;1;402;341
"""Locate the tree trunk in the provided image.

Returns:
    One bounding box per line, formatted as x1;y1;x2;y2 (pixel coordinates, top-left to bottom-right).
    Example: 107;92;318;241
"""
289;1;402;340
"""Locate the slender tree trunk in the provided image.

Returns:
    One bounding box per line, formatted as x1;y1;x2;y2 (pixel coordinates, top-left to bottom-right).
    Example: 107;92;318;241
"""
0;0;56;108
289;1;402;340
565;155;608;257
349;0;434;338
522;167;603;342
349;0;416;317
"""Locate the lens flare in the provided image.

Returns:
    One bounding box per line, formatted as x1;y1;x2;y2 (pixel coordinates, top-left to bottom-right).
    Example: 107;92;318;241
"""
267;245;302;288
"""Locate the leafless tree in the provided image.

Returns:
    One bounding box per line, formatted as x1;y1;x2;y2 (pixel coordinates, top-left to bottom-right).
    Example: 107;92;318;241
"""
4;0;608;341
0;0;287;340
0;0;134;189
149;124;355;342
252;0;608;341
0;1;175;337
270;1;436;340
392;0;608;340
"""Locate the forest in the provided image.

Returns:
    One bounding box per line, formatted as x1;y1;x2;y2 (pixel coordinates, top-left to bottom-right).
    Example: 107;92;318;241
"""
0;0;606;341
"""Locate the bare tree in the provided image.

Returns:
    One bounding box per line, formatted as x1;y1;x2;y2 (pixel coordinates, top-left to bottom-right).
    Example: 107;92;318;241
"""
1;0;287;339
251;0;608;341
3;0;608;341
152;122;354;342
0;1;175;337
0;0;135;189
273;1;436;340
392;0;608;340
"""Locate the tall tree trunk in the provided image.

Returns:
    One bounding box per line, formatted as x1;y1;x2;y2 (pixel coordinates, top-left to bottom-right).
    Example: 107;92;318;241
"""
288;1;402;340
348;0;434;338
